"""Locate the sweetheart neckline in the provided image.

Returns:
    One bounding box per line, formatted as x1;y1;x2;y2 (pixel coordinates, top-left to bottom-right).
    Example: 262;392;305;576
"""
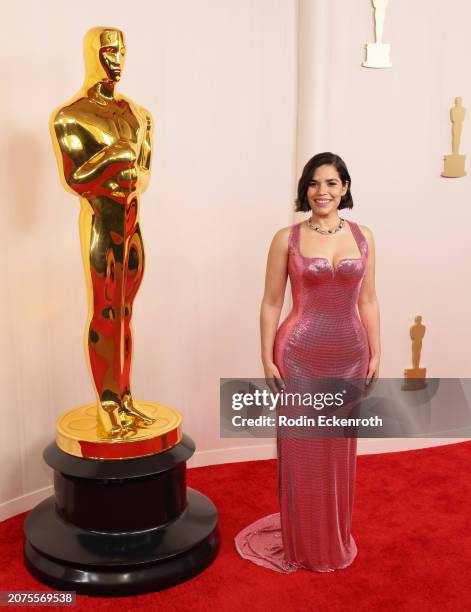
294;220;365;273
296;254;363;273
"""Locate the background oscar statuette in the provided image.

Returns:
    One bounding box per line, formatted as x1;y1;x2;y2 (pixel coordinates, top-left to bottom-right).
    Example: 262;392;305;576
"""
23;26;219;596
441;97;466;178
402;315;427;391
362;0;392;68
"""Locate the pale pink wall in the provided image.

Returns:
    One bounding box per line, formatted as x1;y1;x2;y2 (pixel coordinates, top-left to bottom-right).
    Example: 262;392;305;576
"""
295;0;471;458
1;0;470;519
0;0;297;518
312;0;471;378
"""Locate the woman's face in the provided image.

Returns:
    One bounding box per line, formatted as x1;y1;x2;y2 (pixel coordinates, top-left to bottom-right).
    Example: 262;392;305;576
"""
306;164;348;216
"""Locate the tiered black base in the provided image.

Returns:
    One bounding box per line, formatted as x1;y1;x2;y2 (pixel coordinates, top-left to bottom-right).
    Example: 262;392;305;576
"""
24;435;219;596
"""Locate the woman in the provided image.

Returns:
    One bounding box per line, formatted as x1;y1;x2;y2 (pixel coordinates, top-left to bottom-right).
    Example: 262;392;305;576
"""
235;152;380;573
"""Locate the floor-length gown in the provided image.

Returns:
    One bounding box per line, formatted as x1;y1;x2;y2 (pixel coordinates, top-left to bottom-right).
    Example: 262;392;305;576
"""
235;220;369;573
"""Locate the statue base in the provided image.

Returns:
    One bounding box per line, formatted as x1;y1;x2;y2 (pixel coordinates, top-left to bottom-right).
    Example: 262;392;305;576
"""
402;368;427;391
56;401;182;459
24;436;219;596
362;43;392;68
441;154;466;178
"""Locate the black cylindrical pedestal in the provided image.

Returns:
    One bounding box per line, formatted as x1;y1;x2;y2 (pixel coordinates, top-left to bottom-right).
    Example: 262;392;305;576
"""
24;435;219;596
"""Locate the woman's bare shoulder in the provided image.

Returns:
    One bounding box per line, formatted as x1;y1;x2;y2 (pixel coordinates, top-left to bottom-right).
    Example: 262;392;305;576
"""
358;223;374;242
269;223;299;252
273;225;291;240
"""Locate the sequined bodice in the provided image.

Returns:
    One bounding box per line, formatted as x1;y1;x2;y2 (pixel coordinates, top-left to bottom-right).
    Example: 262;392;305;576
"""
274;220;369;379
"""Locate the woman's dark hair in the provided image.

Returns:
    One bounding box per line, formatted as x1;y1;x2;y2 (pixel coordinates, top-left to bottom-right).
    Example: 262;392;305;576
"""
295;152;353;212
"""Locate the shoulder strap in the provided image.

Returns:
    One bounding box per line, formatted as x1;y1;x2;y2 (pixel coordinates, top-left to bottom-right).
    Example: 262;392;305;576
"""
288;223;301;252
348;221;368;258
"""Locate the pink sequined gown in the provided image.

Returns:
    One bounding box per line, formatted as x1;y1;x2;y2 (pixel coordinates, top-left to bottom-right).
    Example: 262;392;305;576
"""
235;220;369;573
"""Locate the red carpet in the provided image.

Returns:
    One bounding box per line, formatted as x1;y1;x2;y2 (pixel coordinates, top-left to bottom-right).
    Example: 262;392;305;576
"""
1;441;471;611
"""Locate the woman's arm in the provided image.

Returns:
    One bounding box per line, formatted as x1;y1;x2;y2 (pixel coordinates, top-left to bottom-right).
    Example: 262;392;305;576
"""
260;227;290;389
358;225;381;384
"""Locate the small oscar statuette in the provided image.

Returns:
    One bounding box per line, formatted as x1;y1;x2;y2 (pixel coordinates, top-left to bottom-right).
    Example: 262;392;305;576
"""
362;0;392;68
23;27;219;596
441;97;467;178
402;315;427;391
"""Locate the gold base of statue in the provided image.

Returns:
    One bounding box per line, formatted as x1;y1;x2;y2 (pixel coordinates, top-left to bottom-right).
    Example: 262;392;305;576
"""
402;368;427;391
56;402;182;459
441;154;466;178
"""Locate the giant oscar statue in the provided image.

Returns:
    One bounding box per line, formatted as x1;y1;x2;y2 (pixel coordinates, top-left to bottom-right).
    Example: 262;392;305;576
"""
23;27;219;596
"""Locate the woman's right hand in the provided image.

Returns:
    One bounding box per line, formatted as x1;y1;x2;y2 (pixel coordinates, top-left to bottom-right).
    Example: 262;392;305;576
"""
263;361;285;394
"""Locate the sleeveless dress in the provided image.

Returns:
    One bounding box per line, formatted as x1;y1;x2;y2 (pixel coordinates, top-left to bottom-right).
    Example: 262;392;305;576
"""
235;220;369;573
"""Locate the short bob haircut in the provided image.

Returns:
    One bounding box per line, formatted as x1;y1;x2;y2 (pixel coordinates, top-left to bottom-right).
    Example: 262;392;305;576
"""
295;152;353;212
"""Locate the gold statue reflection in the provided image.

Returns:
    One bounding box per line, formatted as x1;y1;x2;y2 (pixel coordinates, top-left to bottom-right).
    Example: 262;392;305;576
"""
51;27;156;436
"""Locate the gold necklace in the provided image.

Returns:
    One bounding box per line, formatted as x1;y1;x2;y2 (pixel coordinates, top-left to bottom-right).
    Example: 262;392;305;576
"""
307;217;345;235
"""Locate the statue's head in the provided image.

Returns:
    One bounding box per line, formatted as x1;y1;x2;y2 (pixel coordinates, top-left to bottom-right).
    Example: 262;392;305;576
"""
415;315;422;323
83;27;126;84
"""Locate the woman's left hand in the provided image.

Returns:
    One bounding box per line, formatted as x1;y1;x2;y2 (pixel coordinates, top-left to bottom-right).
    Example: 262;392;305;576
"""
365;355;380;389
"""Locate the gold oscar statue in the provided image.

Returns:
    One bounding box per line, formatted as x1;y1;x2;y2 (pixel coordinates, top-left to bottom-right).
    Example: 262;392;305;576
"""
24;29;219;595
441;97;466;178
50;27;181;458
402;315;427;390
